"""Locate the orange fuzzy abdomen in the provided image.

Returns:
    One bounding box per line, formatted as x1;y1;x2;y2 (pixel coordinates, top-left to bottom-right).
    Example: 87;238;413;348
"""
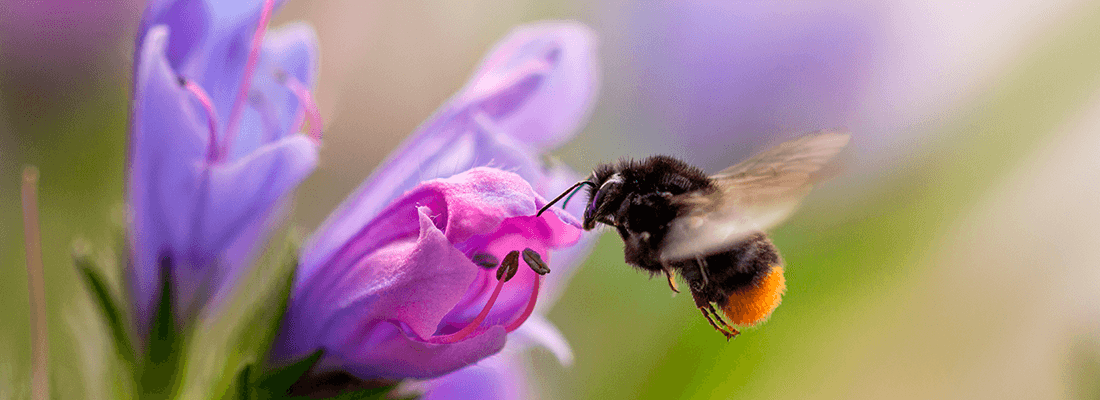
721;265;786;326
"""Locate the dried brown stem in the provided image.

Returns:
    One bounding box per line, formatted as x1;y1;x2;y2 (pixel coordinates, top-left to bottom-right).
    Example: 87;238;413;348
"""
22;166;49;400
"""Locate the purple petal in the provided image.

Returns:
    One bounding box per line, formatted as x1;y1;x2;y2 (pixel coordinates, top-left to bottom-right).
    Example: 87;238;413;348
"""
455;22;599;151
415;317;567;399
419;353;528;400
331;323;509;380
229;23;319;160
136;0;209;75
512;314;572;366
302;21;599;272
151;0;288;136
128;25;213;329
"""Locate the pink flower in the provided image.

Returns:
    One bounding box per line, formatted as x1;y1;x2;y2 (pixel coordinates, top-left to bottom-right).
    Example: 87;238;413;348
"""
273;168;581;379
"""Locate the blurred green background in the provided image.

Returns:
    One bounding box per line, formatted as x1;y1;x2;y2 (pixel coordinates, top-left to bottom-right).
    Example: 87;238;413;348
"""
3;1;1100;399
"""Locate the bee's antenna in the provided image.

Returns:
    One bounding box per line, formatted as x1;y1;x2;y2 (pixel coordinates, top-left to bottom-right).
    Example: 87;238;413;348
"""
537;181;595;217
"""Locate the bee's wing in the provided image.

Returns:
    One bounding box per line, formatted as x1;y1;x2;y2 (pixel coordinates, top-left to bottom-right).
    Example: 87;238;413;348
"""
660;131;850;261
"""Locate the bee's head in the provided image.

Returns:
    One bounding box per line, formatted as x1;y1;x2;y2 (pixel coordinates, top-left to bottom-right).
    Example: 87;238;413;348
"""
536;173;624;231
582;173;623;230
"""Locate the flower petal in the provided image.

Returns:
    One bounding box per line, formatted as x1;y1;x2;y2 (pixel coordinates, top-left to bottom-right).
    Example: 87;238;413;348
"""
456;21;599;151
128;25;213;330
333;323;508;380
136;0;209;74
184;0;288;130
276;204;481;360
512;314;573;366
420;353;528;400
296;168;573;310
197;133;318;265
229;22;319;159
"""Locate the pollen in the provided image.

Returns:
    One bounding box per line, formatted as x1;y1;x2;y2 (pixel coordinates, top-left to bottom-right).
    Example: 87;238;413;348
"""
721;265;786;326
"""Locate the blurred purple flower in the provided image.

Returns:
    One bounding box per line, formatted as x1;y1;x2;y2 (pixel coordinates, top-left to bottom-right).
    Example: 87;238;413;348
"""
606;2;880;171
418;351;527;400
273;22;599;383
416;313;571;400
275;168;581;379
0;0;142;97
128;0;322;334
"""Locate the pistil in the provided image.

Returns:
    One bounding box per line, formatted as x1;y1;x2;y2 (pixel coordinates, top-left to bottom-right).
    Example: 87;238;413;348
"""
179;77;220;162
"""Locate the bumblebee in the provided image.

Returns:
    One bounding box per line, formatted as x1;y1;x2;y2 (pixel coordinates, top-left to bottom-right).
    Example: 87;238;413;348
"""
539;131;850;339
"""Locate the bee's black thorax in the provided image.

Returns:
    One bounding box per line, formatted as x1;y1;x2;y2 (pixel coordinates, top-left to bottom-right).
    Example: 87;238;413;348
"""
582;155;715;272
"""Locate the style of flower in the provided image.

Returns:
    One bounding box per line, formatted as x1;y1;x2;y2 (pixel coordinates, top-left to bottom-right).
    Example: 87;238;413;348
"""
128;0;322;334
272;21;599;384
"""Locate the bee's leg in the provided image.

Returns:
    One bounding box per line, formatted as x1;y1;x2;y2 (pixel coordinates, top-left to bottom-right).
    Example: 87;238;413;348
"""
691;288;738;340
707;302;740;340
664;269;680;293
660;262;679;293
695;256;710;286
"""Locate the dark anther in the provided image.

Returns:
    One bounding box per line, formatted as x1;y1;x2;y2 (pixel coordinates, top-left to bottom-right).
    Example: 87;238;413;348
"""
176;76;187;87
471;253;499;269
521;248;550;275
249;90;265;106
497;251;520;282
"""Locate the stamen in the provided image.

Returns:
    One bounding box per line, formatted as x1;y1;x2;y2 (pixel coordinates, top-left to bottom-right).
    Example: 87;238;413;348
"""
222;0;275;159
504;275;542;332
471;253;499;269
497;251;520;282
430;269;509;344
430;250;520;344
180;78;220;162
521;248;550;275
21;167;49;400
281;74;324;143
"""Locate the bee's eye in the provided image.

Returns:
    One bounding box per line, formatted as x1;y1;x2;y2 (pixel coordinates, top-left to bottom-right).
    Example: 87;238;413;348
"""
591;180;621;211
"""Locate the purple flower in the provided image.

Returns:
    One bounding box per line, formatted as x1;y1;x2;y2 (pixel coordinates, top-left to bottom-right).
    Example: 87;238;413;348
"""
274;168;581;379
273;22;599;382
0;0;141;95
128;0;322;333
606;2;880;171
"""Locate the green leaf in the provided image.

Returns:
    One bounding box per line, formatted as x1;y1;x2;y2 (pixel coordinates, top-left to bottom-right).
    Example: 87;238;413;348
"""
73;245;136;369
139;255;183;399
255;244;301;369
254;349;323;399
328;385;415;400
235;243;310;399
236;364;254;400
